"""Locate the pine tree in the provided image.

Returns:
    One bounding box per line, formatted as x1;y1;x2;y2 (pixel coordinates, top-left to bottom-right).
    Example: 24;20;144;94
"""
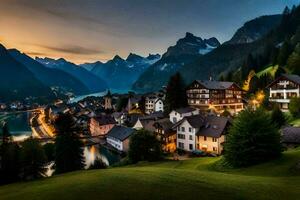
224;108;282;167
128;129;162;163
277;40;292;66
54;113;85;174
287;44;300;75
0;123;21;184
164;72;187;114
20;138;47;180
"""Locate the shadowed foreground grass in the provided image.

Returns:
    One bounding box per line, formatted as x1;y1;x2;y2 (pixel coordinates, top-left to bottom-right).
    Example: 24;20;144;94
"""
0;148;300;200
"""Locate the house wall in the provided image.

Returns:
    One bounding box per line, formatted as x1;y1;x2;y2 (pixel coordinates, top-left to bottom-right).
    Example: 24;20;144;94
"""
196;135;225;155
122;138;130;152
133;119;143;130
169;109;199;124
268;78;300;111
154;100;164;112
89;118;115;136
107;137;123;151
176;120;197;152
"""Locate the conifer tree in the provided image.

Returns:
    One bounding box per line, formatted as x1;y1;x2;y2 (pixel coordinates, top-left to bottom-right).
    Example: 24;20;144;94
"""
164;72;187;114
54;113;84;174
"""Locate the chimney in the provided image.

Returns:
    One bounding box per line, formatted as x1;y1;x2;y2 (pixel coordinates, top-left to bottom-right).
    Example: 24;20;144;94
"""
209;76;213;81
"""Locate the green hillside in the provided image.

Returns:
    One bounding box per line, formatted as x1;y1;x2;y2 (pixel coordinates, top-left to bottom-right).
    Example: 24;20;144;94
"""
256;65;279;78
0;148;300;200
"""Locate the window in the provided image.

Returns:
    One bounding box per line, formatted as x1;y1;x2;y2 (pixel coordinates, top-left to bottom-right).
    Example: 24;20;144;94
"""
189;135;193;140
213;147;217;151
177;127;180;131
204;136;207;141
189;144;193;150
212;137;217;142
178;142;184;149
173;117;177;123
189;127;192;132
181;127;185;132
178;134;185;139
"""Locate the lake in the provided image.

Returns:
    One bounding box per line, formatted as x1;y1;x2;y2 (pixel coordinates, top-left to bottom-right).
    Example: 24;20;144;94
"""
69;88;130;103
0;112;32;141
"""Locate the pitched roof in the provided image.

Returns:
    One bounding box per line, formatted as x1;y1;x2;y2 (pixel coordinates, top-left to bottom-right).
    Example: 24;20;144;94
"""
139;111;164;120
172;114;229;137
196;116;229;137
282;126;300;144
282;74;300;85
93;115;116;125
153;118;174;133
107;126;135;141
172;114;205;129
174;107;197;114
267;74;300;88
195;80;234;90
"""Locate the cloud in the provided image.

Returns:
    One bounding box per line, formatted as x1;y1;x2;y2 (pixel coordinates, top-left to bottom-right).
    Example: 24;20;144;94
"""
37;44;104;55
24;51;49;57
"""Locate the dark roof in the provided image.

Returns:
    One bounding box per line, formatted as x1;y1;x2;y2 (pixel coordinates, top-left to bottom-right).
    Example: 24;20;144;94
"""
127;113;144;126
172;114;205;129
141;120;156;132
93;115;116;125
107;126;135;141
139;111;164;120
282;74;300;85
282;126;300;144
174;107;197;114
154;118;174;133
195;80;234;90
196;116;229;137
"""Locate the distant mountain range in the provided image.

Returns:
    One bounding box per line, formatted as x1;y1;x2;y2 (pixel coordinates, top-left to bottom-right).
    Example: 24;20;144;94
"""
132;32;221;92
0;44;53;102
9;49;89;95
90;53;160;91
36;57;108;93
132;14;282;92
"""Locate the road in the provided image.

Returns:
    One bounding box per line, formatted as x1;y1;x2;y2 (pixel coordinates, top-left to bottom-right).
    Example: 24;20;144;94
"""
30;108;55;139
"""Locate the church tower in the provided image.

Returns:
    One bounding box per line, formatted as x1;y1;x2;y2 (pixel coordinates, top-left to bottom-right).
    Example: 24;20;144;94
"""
104;90;112;110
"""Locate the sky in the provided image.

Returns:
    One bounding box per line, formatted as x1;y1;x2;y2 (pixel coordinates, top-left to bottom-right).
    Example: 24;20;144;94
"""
0;0;299;64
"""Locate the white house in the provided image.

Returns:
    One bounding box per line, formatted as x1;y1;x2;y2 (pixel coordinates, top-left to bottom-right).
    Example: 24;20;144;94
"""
173;114;229;154
169;107;199;124
106;126;135;152
267;74;300;111
145;96;164;114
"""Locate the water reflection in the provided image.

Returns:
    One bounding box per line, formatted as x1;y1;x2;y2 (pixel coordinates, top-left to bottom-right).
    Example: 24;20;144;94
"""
84;145;121;168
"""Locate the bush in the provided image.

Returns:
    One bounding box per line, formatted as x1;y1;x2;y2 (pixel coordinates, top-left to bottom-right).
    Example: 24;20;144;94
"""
289;97;300;117
43;143;55;162
128;129;162;163
224;108;282;167
271;105;286;128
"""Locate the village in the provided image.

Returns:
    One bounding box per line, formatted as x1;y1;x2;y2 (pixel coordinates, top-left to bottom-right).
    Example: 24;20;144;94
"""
28;73;300;160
